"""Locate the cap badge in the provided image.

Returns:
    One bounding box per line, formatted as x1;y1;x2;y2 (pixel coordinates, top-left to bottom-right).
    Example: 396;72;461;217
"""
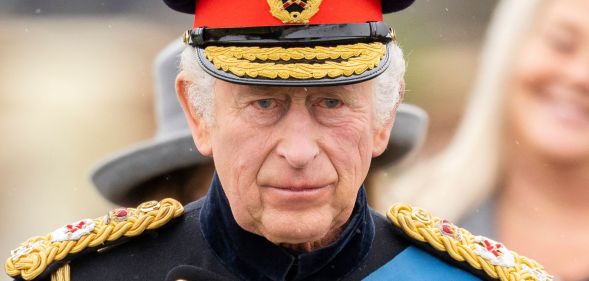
268;0;323;24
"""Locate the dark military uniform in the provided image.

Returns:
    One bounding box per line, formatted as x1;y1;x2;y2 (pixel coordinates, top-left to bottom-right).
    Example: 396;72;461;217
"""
5;0;553;280
40;176;412;281
7;175;551;281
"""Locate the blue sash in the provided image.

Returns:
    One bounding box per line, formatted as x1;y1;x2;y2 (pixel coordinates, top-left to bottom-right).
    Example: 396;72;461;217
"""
363;246;481;281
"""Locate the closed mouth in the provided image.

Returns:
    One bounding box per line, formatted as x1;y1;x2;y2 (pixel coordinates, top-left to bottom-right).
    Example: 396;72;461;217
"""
268;185;328;192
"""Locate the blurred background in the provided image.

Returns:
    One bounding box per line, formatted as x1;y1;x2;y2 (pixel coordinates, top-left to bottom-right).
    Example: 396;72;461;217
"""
0;0;495;278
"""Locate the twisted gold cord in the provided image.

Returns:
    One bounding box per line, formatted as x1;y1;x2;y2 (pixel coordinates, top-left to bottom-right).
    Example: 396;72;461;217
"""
50;263;69;281
388;203;553;281
5;198;183;281
7;199;550;280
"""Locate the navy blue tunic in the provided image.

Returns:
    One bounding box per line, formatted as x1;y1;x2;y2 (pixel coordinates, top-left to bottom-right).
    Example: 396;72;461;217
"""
25;175;483;281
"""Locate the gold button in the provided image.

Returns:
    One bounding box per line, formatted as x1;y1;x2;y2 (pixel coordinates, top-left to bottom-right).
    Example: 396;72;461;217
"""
411;208;432;224
390;27;398;43
182;30;191;45
138;201;161;213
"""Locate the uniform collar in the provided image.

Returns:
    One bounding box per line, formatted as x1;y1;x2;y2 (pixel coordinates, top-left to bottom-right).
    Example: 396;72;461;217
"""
200;173;375;281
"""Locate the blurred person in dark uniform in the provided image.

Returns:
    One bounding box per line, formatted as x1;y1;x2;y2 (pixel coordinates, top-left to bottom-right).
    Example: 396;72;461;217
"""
378;0;589;279
5;1;552;281
90;39;215;207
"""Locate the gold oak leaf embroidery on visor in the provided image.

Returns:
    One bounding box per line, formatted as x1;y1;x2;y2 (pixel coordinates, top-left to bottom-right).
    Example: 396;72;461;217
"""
203;42;386;80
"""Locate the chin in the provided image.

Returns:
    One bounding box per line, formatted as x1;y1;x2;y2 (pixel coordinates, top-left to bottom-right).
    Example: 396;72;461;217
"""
259;210;337;245
517;118;589;163
532;137;589;164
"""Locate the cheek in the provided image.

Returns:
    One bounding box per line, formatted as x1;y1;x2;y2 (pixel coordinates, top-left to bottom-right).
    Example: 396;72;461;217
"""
510;40;556;90
505;41;589;160
507;41;555;126
211;116;272;204
322;120;374;185
326;125;373;216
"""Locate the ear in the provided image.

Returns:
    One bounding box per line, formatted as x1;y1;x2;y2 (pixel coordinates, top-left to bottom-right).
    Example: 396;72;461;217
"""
372;80;406;157
176;71;213;157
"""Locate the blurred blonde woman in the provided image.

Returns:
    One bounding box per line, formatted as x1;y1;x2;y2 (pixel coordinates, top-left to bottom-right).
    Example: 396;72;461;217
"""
374;0;589;279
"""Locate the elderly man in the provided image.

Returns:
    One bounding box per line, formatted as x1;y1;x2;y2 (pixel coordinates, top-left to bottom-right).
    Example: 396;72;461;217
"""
6;0;552;281
89;39;427;207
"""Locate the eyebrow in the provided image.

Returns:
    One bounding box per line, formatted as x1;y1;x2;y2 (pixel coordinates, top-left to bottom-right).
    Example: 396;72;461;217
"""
235;83;362;101
552;18;584;37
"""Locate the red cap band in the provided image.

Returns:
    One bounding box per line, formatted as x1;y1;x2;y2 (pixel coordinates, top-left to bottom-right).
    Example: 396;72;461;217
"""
193;0;383;28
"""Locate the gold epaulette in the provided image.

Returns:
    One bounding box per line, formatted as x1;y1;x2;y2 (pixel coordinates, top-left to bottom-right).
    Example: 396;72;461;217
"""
5;198;184;281
387;203;553;281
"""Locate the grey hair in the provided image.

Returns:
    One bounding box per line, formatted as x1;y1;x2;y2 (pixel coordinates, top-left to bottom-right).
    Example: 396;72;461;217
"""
179;43;405;126
179;48;216;124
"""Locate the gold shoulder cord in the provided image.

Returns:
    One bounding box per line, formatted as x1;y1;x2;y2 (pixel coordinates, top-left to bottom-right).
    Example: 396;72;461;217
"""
387;203;554;281
5;198;184;281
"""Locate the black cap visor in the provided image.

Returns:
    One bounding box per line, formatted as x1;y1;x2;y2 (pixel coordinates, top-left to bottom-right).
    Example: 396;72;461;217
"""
187;22;395;86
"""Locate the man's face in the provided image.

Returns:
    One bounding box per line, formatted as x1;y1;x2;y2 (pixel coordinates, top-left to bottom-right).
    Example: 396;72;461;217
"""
181;78;394;245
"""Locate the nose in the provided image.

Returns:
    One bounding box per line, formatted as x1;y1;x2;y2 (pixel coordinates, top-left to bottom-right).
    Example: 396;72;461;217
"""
275;105;320;169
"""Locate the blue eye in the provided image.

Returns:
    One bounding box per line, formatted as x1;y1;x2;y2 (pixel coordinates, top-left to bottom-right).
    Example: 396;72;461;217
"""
320;98;342;109
255;99;275;109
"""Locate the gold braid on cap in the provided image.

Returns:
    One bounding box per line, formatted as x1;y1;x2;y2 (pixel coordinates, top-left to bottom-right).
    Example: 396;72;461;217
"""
203;42;386;80
387;203;554;281
5;198;184;281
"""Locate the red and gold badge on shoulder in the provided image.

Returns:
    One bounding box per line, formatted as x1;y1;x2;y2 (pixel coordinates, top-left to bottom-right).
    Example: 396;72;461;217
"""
164;0;414;86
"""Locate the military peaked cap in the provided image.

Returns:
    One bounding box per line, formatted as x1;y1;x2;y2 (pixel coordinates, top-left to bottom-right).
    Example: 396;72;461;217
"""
165;0;414;86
